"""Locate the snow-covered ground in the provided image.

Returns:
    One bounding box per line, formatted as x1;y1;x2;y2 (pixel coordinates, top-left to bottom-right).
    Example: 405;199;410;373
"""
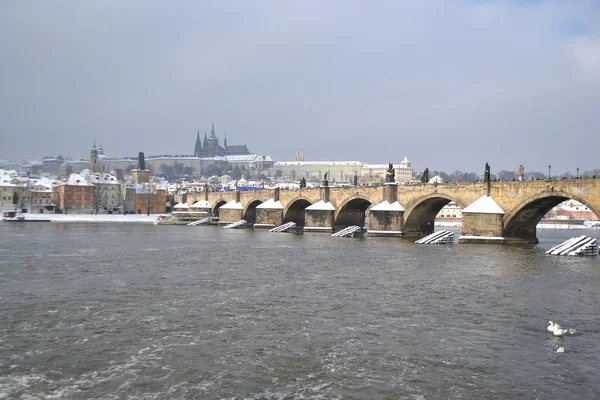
2;213;165;223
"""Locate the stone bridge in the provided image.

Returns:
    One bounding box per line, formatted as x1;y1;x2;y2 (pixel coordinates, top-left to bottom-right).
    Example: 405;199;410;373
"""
179;178;600;244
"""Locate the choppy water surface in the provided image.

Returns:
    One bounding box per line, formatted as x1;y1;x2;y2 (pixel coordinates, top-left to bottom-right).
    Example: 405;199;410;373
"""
1;223;599;399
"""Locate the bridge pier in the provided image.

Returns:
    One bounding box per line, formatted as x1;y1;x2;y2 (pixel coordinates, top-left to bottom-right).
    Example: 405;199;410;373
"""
304;200;335;232
458;195;506;244
254;199;284;229
367;183;404;237
218;199;244;225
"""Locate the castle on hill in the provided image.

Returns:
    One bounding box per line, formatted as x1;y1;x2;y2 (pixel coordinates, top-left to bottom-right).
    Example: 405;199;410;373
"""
194;124;250;158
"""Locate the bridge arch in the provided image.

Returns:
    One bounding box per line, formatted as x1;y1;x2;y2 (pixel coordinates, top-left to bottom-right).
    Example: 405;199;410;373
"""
283;196;312;227
503;190;600;242
243;199;263;223
213;199;227;217
334;196;372;228
403;194;464;236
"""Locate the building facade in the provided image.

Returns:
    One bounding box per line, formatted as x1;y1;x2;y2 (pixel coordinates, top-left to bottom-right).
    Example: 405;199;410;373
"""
270;161;363;183
90;172;123;213
56;174;95;213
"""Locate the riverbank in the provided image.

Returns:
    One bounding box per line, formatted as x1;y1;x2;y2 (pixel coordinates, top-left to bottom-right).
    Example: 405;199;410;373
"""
1;213;164;223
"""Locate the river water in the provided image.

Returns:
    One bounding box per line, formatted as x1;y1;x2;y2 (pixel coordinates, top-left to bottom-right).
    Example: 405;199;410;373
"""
1;222;599;399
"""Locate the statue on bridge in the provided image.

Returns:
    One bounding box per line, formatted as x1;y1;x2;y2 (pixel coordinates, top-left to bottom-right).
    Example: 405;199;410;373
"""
518;164;525;181
385;163;395;183
323;172;328;187
299;177;306;188
484;162;491;183
353;174;358;186
421;168;430;184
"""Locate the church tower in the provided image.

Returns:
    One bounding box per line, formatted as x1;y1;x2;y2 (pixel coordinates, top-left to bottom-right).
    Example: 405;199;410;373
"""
90;140;99;173
224;133;228;148
194;131;202;157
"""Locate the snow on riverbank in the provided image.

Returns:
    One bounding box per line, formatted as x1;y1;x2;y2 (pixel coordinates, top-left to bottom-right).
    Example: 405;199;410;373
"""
2;214;165;223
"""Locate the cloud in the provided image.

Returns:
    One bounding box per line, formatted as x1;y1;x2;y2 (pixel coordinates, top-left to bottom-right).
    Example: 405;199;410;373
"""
0;0;598;174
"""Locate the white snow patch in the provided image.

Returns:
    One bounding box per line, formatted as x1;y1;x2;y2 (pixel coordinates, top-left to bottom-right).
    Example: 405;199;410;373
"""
190;200;211;208
256;199;284;209
459;235;505;240
462;195;504;214
220;200;243;210
305;200;335;211
370;200;405;211
9;213;164;223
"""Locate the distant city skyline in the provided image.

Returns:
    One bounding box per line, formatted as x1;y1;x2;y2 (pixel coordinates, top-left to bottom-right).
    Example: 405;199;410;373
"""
1;1;599;173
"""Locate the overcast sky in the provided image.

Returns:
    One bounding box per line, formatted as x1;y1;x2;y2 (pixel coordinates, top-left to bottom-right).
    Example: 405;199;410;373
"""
1;1;599;174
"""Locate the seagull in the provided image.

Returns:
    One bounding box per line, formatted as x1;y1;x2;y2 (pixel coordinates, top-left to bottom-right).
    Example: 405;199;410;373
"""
556;346;565;353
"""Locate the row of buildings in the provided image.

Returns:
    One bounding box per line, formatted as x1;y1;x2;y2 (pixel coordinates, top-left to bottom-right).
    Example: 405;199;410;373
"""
0;168;167;215
33;125;415;184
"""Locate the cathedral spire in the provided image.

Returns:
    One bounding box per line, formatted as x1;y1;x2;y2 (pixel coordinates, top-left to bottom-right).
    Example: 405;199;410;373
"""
194;130;202;156
224;133;227;148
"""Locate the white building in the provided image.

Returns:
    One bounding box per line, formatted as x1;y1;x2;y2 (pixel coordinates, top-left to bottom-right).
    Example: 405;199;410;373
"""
27;177;58;214
89;172;123;213
361;157;413;184
436;202;462;219
270;161;363;183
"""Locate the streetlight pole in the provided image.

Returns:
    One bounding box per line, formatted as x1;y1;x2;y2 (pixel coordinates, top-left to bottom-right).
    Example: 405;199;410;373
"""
548;165;551;181
464;173;467;183
577;167;579;179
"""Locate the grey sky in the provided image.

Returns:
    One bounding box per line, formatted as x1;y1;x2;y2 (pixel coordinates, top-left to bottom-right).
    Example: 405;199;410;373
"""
1;1;599;174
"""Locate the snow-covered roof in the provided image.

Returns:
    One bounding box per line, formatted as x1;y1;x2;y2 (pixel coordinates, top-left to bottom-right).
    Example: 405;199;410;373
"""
225;154;257;162
256;198;284;209
190;200;211;208
305;200;335;211
61;173;94;186
90;173;120;184
254;155;273;162
274;161;362;166
362;163;410;169
220;200;243;210
173;202;189;209
134;183;158;194
370;200;405;211
462;195;505;214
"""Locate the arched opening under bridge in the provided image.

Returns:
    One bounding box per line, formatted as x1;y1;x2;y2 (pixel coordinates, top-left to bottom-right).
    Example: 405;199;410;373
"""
243;200;263;224
213;200;227;217
284;199;312;227
503;195;599;243
335;198;372;229
403;196;454;236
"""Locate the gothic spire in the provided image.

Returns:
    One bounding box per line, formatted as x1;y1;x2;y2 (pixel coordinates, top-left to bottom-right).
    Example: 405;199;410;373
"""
194;130;202;156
